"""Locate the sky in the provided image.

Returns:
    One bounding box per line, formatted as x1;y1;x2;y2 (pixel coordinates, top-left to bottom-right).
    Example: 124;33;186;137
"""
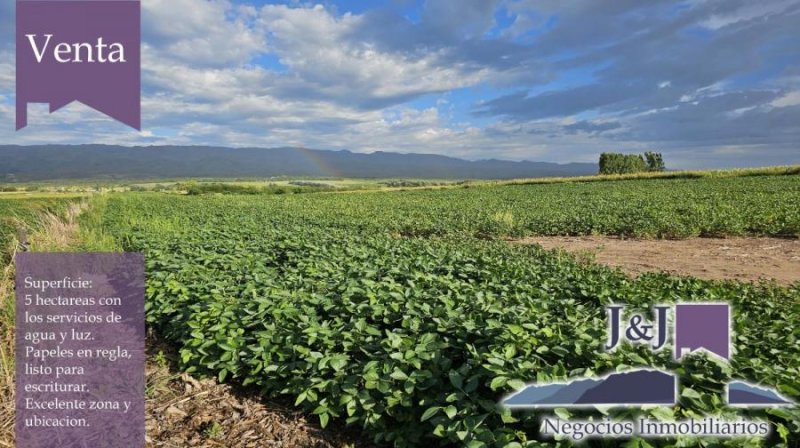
1;0;799;168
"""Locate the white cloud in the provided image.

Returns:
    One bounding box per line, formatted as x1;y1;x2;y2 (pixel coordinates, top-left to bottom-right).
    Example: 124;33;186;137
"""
771;90;800;108
0;51;14;92
699;0;796;30
257;4;492;106
143;0;264;66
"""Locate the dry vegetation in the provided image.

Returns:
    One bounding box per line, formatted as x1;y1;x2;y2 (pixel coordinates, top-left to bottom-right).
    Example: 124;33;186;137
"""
144;340;368;448
0;201;86;447
0;261;14;447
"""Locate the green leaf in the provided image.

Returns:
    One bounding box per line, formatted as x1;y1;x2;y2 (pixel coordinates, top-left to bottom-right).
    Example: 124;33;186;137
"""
777;423;789;444
329;354;348;371
648;407;674;421
507;379;526;390
421;406;440;422
390;369;409;381
554;408;571;420
767;408;793;420
681;388;701;399
449;371;463;389
490;376;508;390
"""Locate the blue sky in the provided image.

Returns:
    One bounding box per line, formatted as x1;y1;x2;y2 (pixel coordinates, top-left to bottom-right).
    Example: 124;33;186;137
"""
1;0;799;168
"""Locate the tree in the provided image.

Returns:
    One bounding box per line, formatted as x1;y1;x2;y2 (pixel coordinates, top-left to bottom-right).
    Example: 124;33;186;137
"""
644;151;666;172
599;152;647;175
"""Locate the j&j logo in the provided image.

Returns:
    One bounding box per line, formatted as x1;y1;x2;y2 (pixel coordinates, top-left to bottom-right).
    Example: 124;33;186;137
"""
606;305;670;351
606;303;730;360
16;0;141;130
501;302;793;440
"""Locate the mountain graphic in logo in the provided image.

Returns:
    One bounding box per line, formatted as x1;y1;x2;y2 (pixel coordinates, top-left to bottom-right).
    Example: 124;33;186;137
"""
502;369;676;408
727;381;793;406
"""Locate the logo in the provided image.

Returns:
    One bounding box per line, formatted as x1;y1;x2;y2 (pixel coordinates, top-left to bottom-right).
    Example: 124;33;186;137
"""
605;303;730;360
16;0;141;130
501;302;793;440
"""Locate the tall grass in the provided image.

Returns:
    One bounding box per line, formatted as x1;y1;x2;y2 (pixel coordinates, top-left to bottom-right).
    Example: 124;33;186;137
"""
76;196;121;251
0;199;87;446
0;258;15;447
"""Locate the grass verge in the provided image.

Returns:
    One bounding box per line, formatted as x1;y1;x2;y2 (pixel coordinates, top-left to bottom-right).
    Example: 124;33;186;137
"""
0;200;87;447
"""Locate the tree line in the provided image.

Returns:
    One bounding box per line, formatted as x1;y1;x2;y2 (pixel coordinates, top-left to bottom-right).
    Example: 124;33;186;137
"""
599;151;665;174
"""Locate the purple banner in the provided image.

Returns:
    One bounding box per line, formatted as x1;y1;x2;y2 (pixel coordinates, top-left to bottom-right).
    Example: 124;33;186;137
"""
15;253;145;448
674;303;730;361
16;0;141;130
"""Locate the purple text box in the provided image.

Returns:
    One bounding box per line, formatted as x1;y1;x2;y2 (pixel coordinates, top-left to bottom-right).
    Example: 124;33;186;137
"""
15;253;144;448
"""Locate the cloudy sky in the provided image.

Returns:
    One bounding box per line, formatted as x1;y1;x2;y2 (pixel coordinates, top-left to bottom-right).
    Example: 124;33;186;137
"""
1;0;799;168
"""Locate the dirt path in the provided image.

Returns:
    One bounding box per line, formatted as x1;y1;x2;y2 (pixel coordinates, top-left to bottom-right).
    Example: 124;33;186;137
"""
513;236;800;285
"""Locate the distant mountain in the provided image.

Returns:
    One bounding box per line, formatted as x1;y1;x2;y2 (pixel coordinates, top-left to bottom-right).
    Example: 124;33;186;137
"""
502;369;676;407
0;145;597;182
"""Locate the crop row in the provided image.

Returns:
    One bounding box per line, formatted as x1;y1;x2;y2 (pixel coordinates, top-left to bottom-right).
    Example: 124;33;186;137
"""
92;193;800;447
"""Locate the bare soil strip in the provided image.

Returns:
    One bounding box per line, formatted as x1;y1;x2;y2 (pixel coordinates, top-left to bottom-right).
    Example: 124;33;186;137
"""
145;340;368;448
512;236;800;285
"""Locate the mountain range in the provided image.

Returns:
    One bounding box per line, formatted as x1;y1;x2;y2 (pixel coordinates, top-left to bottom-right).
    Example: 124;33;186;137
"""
0;145;597;182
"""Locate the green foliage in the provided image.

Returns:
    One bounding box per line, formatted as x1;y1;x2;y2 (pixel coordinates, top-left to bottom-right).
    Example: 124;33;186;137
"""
181;182;334;196
599;153;648;175
91;186;800;447
644;152;666;172
140;175;800;240
202;421;224;439
288;181;335;188
379;180;455;188
598;151;666;174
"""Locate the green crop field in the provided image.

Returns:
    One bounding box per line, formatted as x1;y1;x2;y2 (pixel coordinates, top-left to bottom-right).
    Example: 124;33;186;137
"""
83;173;800;447
227;175;799;239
